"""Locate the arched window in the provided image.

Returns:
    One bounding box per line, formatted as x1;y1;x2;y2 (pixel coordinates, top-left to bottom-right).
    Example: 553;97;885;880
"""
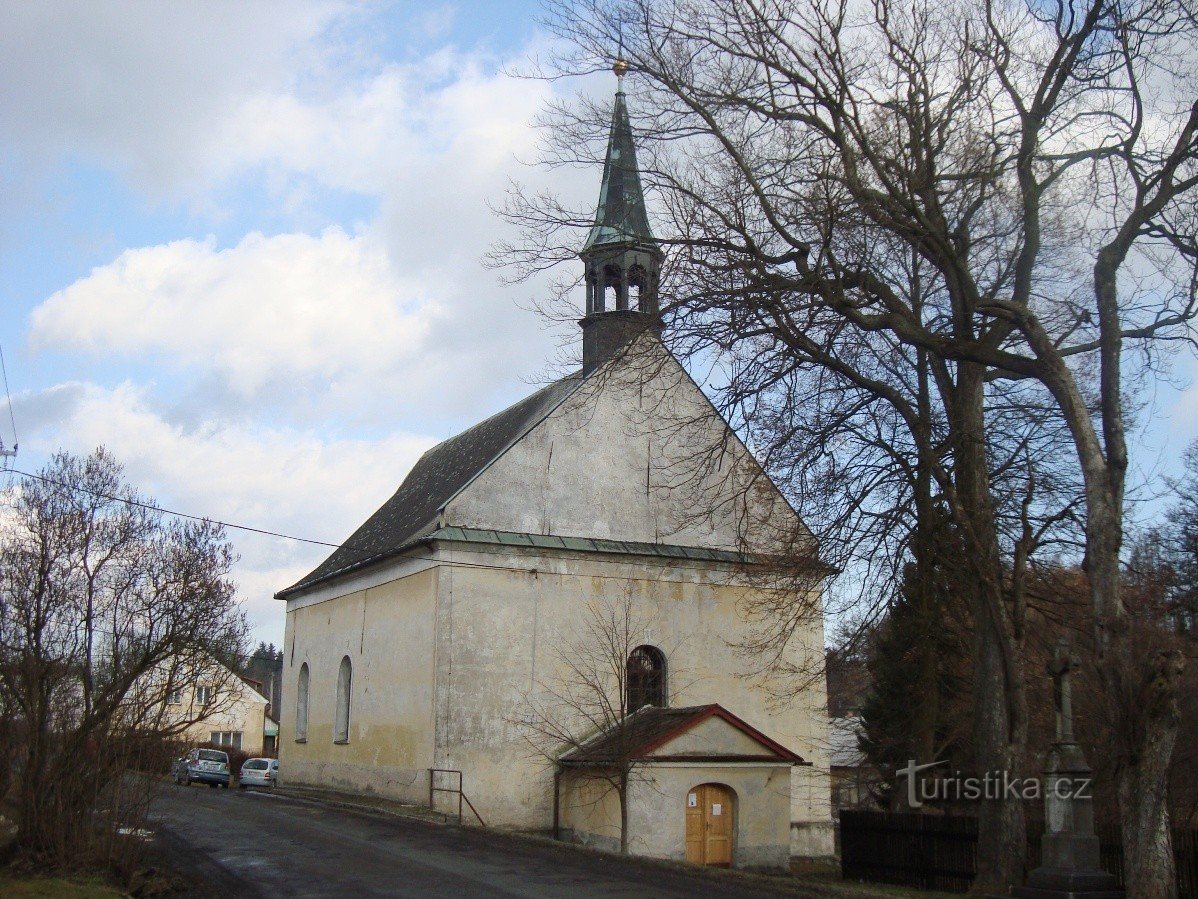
626;645;667;713
334;656;352;743
628;264;648;311
295;663;310;742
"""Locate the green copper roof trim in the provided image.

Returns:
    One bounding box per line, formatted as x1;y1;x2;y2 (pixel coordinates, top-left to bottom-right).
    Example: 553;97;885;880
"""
583;90;656;251
431;526;752;564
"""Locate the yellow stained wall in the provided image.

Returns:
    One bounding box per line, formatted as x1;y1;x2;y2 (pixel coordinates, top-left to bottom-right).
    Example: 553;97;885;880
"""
172;682;267;755
280;566;437;803
184;700;266;755
429;544;831;855
647;716;773;758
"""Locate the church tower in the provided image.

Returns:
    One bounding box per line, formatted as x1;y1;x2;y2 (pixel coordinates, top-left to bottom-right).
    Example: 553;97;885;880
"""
579;57;664;375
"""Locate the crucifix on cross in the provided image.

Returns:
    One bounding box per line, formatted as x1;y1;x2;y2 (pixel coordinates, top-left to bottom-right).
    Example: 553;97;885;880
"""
1048;638;1081;745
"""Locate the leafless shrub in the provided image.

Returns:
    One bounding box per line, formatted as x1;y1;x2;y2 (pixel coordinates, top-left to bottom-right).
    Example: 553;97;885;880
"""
0;448;248;875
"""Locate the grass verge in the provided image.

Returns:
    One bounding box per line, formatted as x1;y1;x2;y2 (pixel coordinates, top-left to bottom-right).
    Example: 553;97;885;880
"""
0;872;125;898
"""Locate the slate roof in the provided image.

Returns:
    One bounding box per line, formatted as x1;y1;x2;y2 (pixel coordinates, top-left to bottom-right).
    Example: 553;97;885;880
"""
559;704;804;767
278;374;582;597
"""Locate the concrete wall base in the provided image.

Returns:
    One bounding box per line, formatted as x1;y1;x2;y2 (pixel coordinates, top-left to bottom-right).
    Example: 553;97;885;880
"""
790;820;835;859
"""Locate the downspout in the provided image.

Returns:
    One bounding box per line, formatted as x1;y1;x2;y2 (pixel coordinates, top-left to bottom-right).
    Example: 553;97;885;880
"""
553;766;562;840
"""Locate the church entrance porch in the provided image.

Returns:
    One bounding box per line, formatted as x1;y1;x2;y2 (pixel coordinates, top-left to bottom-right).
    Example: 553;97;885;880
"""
685;783;735;866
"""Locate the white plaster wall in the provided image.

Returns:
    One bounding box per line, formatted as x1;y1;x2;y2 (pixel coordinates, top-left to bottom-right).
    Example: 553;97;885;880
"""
445;339;804;553
280;567;438;803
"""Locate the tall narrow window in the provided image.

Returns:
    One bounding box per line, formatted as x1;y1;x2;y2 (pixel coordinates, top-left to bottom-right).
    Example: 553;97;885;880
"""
626;645;667;713
295;663;310;742
334;656;352;743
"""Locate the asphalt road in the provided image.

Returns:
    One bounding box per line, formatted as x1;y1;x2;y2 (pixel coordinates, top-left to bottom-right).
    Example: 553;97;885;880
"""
149;784;803;898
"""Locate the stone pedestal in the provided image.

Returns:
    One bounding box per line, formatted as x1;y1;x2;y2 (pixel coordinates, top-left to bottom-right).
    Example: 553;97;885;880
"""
1012;642;1122;899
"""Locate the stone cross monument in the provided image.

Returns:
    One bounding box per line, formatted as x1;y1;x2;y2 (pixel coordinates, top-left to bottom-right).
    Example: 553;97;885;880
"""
1013;639;1122;898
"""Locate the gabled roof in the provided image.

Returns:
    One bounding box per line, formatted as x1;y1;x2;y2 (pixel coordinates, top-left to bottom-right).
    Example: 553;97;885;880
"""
582;89;655;251
559;703;804;767
278;374;582;597
829;715;868;769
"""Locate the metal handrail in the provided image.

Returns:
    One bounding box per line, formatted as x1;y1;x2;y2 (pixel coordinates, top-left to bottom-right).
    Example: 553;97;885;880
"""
428;768;486;827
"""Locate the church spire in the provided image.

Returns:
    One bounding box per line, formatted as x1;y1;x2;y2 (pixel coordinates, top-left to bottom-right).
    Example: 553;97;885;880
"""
579;55;663;375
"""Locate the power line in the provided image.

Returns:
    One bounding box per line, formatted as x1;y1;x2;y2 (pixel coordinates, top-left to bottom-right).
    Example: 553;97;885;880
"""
2;467;672;588
6;467;346;551
0;342;17;465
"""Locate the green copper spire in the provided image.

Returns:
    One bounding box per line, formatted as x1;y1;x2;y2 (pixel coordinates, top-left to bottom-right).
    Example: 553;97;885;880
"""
579;57;663;375
583;72;655;250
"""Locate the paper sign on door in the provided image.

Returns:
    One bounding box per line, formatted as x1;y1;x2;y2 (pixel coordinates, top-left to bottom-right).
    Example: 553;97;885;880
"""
688;793;697;807
711;803;723;816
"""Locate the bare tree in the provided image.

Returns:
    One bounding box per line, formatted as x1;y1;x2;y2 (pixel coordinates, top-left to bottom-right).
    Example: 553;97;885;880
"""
516;586;684;854
497;0;1197;891
501;151;1084;891
0;448;247;872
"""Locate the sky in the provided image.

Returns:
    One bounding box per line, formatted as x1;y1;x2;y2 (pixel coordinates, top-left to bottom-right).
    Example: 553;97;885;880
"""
0;0;604;649
2;1;1196;653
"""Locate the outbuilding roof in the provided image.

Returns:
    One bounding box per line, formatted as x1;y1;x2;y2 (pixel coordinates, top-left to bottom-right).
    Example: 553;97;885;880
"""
559;703;805;767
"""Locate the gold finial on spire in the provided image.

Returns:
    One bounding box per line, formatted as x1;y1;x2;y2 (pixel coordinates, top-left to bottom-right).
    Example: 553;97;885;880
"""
613;55;629;91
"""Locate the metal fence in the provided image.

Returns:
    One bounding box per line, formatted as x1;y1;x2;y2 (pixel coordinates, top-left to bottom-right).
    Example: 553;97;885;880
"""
840;810;1198;896
840;810;977;891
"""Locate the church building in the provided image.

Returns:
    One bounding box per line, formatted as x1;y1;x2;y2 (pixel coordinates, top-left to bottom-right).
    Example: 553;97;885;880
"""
276;60;834;868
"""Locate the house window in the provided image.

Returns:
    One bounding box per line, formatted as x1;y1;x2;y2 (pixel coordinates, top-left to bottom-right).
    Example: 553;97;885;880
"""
211;731;242;749
334;656;352;744
196;685;213;705
166;688;182;705
295;663;310;742
626;645;667;713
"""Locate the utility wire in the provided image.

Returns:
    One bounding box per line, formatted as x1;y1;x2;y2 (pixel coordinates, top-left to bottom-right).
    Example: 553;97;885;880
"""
7;467;346;550
0;342;17;447
3;467;665;586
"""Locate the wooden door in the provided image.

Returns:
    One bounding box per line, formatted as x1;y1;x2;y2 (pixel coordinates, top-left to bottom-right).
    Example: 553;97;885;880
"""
684;784;734;866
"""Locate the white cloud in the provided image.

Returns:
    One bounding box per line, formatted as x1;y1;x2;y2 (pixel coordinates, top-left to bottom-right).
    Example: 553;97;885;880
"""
19;380;436;640
30;229;437;397
0;0;350;196
8;5;603;645
215;50;566;263
25;36;588;422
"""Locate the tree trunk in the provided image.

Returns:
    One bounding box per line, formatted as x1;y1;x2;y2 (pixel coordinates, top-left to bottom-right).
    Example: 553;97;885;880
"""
912;344;940;773
952;362;1027;893
1112;637;1183;899
1090;251;1180;895
971;610;1026;893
